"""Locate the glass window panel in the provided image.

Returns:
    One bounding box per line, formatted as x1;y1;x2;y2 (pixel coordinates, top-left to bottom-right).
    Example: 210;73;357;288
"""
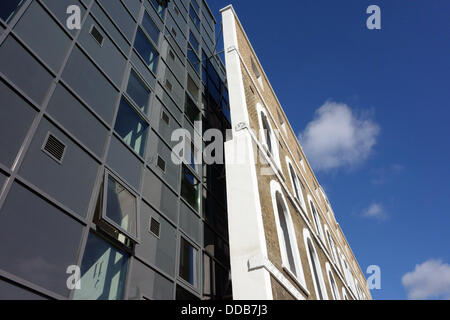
150;0;166;19
126;70;151;113
105;174;137;237
189;31;199;53
261;113;272;154
187;74;199;101
0;0;24;22
176;285;199;300
142;12;160;45
289;164;299;199
74;233;128;300
308;240;323;300
134;28;159;74
191;0;200;13
187;44;200;74
179;237;198;287
185;93;200;124
114;98;148;157
181;165;199;211
276;193;296;276
203;254;214;299
189;5;200;30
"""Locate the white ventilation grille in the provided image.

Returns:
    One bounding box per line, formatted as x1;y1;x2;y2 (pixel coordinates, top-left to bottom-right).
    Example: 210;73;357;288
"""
149;217;160;238
42;133;66;164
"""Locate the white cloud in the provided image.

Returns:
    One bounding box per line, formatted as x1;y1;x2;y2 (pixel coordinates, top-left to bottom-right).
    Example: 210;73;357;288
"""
299;101;380;171
402;259;450;300
361;203;387;220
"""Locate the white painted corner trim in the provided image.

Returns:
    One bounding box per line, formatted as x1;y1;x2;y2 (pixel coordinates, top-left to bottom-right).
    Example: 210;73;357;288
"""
248;255;307;300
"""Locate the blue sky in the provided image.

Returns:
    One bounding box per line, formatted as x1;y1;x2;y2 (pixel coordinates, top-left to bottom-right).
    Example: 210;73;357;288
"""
208;0;450;299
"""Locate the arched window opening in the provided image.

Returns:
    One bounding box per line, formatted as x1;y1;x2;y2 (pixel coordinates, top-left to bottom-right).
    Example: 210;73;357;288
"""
276;191;296;276
308;239;323;300
261;112;272;154
310;200;323;239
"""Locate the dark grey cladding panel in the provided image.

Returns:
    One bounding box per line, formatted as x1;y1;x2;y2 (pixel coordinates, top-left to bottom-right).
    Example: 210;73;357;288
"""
150;96;181;147
142;168;178;224
0;279;48;300
0;172;6;191
0;36;53;104
41;0;86;37
19;118;100;218
154;82;183;120
161;38;186;86
78;15;127;88
146;130;180;191
165;14;186;53
135;201;177;277
14;1;71;72
90;1;130;55
158;59;184;108
0;81;37;168
47;84;108;158
62;46;118;125
0;182;83;297
106;135;144;191
179;201;201;245
127;258;174;300
97;0;135;43
168;2;187;38
143;0;165;31
122;0;141;21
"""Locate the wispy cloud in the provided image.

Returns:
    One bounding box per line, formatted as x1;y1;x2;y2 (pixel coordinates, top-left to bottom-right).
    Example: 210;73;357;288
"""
402;259;450;300
361;203;387;220
299;101;380;171
371;163;405;185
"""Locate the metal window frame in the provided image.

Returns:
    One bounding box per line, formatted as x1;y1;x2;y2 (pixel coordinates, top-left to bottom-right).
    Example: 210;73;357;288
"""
101;169;141;244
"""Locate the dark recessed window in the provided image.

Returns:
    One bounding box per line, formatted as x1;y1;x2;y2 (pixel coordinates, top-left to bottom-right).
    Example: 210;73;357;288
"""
126;70;151;113
168;50;175;61
276;192;297;276
157;155;166;172
161;110;170;125
174;5;180;16
176;285;199;300
114;98;148;157
181;165;200;212
104;174;138;239
142;12;160;45
261;112;272;154
185;93;200;124
165;79;173;92
171;27;177;37
134;28;159;74
179;237;198;287
289;164;299;199
90;25;104;46
73;233;128;300
0;0;24;23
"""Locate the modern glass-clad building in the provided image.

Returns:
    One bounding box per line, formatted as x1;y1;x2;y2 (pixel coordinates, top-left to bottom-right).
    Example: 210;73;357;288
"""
0;0;232;300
